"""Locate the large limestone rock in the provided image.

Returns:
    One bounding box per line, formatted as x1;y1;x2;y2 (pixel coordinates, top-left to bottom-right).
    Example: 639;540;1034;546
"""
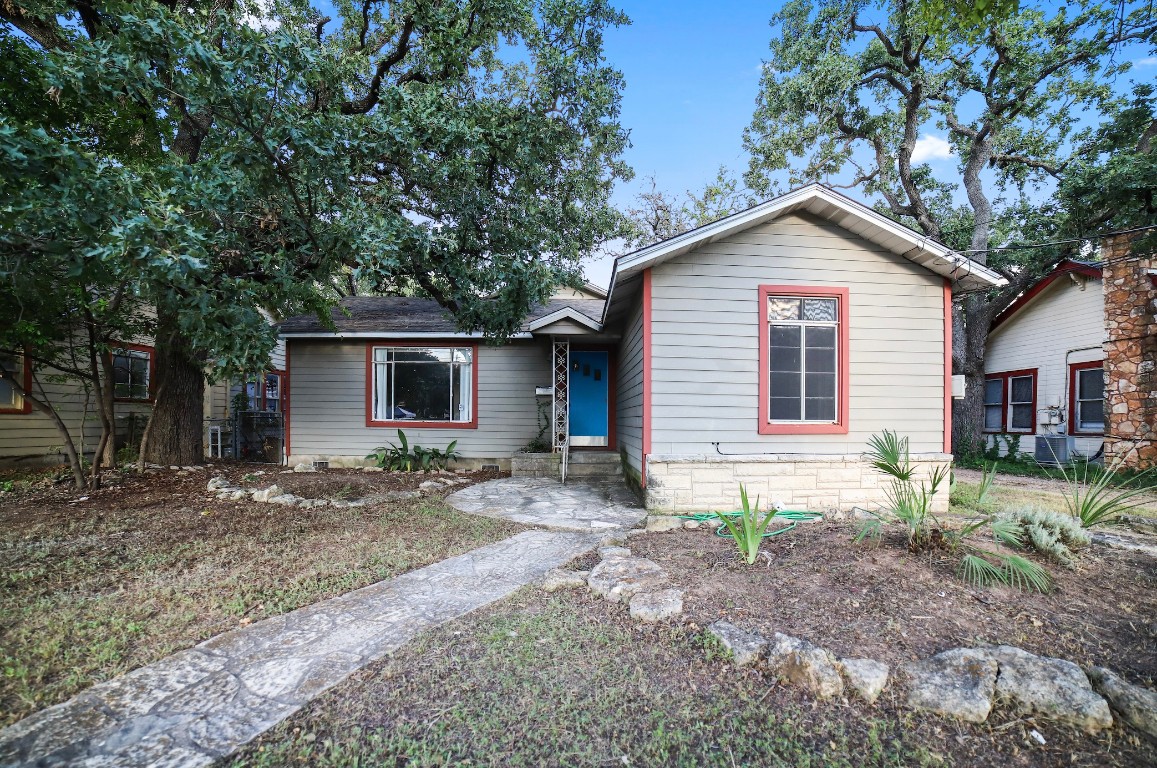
1088;666;1157;741
839;658;890;704
251;485;283;503
902;648;999;723
706;621;767;667
587;556;667;603
766;633;843;699
598;546;632;560
645;515;684;533
629;589;684;622
988;646;1112;733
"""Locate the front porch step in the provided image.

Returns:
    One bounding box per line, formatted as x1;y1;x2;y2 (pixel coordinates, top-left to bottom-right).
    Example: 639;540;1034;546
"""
566;451;622;480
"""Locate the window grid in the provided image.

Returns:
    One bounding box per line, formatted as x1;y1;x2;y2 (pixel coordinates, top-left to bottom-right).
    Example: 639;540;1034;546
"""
1073;364;1104;434
767;296;839;424
370;346;473;425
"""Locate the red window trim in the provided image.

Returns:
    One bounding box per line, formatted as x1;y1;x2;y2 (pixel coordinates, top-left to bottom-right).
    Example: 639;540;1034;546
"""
758;285;850;435
1068;360;1104;436
0;350;33;415
983;368;1037;434
364;341;479;429
111;342;156;404
241;371;285;412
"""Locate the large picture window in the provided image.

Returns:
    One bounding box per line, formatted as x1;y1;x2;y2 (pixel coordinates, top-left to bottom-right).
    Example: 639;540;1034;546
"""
758;286;849;435
112;346;152;401
1069;361;1104;435
983;369;1036;434
0;352;29;414
369;346;475;427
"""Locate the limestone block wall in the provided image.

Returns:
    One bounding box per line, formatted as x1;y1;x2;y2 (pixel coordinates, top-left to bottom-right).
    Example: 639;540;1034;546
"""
1103;236;1157;469
644;453;952;514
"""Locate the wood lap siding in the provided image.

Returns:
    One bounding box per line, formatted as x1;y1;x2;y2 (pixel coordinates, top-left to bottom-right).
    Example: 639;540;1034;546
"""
616;294;645;477
289;340;550;458
648;211;947;455
985;276;1105;457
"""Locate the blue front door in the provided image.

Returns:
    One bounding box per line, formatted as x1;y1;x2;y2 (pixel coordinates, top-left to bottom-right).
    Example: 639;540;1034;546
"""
569;350;609;446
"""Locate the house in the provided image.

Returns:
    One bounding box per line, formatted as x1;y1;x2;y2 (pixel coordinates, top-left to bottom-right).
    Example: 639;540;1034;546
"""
983;260;1106;463
279;184;1003;513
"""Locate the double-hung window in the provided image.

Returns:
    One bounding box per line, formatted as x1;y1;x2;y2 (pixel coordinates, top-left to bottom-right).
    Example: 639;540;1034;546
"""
0;352;29;413
759;287;848;434
983;370;1036;433
1070;362;1104;435
369;346;475;426
112;346;152;401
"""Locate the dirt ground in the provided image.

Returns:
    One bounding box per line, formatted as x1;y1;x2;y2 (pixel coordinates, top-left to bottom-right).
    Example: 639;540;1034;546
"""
0;462;518;726
628;522;1157;686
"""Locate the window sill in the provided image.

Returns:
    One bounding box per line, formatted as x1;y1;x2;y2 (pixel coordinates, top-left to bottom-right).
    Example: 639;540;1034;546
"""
366;419;477;430
759;422;848;435
114;397;154;405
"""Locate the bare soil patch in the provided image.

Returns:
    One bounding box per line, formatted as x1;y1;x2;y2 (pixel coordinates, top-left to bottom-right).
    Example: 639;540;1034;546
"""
629;522;1157;685
0;463;518;727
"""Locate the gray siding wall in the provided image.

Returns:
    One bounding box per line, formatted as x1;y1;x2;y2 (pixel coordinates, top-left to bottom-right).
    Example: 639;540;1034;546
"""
0;376;151;465
649;211;947;455
288;339;550;460
616;294;645;478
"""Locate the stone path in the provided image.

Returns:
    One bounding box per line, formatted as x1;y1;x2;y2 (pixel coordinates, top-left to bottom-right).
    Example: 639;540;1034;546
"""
0;530;597;768
446;477;646;532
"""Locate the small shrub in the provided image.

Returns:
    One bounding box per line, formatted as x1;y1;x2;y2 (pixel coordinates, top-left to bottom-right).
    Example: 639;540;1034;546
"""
715;484;777;565
366;431;460;472
996;506;1090;568
1052;453;1157;528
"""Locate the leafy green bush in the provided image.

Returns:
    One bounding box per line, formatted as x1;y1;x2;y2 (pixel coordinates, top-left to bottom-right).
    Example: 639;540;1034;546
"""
996;506;1090;568
367;430;460;472
715;484;777;565
858;430;1050;592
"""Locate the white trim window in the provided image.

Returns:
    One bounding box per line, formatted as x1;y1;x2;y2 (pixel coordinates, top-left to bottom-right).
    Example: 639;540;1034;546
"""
767;296;839;422
0;352;24;410
1074;367;1104;434
112;348;151;400
371;346;473;423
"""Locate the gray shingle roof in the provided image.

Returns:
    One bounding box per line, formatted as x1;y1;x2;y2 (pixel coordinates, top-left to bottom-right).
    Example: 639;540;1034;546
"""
278;296;604;335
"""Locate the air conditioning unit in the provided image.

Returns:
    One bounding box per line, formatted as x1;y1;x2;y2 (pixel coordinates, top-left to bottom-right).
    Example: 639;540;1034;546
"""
1035;435;1070;466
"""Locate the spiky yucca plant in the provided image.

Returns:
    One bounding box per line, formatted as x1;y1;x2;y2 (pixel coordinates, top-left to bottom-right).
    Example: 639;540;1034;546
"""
1050;453;1157;528
715;484;778;565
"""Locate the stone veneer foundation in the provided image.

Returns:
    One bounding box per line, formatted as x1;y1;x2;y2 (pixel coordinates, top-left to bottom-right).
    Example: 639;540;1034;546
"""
644;453;952;514
1103;235;1157;469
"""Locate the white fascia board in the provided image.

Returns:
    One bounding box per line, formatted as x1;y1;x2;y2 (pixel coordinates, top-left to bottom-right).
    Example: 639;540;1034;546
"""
525;307;602;332
611;183;1006;289
279;331;535;339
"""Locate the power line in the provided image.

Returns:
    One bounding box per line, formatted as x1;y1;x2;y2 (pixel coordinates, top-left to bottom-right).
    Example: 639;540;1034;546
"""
952;224;1157;255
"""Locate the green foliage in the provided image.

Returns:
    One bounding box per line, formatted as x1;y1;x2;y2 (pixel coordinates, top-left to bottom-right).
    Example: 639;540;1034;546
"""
0;480;13;493
624;167;756;248
714;484;778;565
978;462;998;504
523;399;552;453
996;506;1091;568
1054;454;1157;528
367;431;459;472
859;431;1050;592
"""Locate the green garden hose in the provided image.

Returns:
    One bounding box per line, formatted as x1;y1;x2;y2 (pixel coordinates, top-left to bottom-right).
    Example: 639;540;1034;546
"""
674;509;822;538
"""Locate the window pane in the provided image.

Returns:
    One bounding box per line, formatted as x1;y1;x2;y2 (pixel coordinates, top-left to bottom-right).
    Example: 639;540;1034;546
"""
984;379;1002;406
770;396;800;421
984;404;1002;431
374;362;392;420
393;362;451;420
1010;403;1032;430
802;298;837;322
769;371;800;399
805;371;836;399
452;363;470;421
767;297;800;321
1010;376;1033;403
0;354;17;408
769;326;801;372
1078;400;1103;430
1078;368;1102;399
804;327;836;373
805;396;836;421
392;348;449;363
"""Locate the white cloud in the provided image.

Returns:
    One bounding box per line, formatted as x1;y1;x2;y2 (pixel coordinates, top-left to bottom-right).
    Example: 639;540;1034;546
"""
911;134;954;163
1137;57;1157;66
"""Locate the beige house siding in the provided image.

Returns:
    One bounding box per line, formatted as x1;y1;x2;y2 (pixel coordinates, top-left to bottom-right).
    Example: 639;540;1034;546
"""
647;211;948;457
287;339;551;466
985;276;1105;458
615;294;645;484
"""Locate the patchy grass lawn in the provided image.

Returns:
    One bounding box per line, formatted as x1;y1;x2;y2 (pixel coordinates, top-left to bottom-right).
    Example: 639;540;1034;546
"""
231;569;1156;768
951;470;1157;520
0;463;521;727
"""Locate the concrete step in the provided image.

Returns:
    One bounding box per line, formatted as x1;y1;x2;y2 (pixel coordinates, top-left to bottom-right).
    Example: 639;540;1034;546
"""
565;462;623;478
566;451;622;465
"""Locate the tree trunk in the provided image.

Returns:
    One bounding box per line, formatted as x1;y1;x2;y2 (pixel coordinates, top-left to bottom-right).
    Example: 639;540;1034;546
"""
141;308;205;466
951;294;994;458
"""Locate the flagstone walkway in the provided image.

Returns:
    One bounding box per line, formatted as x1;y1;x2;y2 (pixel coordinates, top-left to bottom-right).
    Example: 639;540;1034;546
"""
0;530;599;768
446;477;647;531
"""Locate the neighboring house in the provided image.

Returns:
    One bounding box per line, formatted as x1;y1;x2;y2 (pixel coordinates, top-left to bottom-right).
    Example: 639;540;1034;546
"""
984;260;1106;462
279;184;1003;512
0;344;156;467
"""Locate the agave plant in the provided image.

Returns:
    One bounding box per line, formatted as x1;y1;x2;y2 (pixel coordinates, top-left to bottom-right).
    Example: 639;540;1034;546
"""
715;484;778;565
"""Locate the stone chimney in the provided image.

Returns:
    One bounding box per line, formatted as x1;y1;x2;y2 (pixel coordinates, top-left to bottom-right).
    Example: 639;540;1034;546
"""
1103;234;1157;469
